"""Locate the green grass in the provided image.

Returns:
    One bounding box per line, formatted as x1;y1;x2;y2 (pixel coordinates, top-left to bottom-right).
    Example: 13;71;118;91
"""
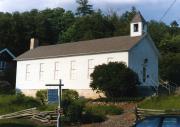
138;95;180;110
0;94;41;115
85;104;123;115
0;119;54;127
38;103;58;111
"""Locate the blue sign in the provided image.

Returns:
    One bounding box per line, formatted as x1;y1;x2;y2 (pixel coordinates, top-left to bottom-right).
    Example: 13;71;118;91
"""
48;89;58;103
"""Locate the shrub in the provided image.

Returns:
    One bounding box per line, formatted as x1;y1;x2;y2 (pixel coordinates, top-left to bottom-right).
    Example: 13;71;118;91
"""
85;104;123;115
61;90;86;123
90;62;139;98
93;97;144;102
81;104;123;123
36;90;47;105
65;99;85;123
62;89;79;101
82;111;106;123
62;89;80;114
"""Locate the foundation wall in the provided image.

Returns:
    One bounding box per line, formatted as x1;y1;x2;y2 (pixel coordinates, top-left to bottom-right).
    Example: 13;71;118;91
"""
18;89;105;99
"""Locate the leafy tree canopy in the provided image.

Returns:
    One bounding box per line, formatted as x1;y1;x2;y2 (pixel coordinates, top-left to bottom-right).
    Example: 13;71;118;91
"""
90;62;139;98
160;53;180;85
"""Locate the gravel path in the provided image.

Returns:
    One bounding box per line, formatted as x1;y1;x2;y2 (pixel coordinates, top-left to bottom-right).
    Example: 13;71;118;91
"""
82;112;135;127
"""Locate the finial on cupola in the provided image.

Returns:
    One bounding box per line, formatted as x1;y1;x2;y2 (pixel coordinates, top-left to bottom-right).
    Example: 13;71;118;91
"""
130;11;147;37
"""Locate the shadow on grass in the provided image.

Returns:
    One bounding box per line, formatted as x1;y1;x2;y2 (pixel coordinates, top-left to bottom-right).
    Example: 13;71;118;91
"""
0;123;35;127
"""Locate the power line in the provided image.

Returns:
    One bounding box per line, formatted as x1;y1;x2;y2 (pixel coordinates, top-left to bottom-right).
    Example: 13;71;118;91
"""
160;0;177;21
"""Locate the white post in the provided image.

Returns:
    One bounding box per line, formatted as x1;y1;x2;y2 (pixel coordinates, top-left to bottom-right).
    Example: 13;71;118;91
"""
46;79;64;127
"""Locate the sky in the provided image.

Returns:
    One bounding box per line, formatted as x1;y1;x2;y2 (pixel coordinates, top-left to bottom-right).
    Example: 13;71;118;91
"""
0;0;179;25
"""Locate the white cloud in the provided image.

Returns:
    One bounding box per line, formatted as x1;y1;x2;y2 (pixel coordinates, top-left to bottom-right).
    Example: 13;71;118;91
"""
0;0;176;12
0;0;76;12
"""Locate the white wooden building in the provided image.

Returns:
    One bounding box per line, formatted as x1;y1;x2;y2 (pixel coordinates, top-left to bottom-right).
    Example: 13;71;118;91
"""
15;12;160;98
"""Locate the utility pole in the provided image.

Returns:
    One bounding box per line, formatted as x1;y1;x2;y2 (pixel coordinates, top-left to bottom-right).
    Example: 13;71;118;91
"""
46;79;64;127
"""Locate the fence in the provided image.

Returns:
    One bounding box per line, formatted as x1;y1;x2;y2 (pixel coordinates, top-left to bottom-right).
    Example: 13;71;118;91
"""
0;107;58;124
135;107;180;121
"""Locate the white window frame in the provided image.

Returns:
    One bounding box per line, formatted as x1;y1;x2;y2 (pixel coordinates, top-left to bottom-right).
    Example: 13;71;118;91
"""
54;62;60;80
88;59;94;78
39;63;45;80
134;23;139;32
25;64;30;80
70;61;76;80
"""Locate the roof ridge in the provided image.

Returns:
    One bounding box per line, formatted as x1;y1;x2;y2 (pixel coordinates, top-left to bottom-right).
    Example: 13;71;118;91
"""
37;35;131;48
16;35;143;61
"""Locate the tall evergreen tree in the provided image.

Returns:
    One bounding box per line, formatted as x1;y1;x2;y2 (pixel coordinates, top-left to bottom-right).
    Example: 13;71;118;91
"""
169;20;179;36
76;0;93;16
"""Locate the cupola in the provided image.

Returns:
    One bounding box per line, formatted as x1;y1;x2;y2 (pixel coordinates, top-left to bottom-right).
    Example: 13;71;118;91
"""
130;12;147;37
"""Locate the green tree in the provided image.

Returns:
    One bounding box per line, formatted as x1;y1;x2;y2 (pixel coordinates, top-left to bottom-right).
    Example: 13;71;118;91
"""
148;20;170;48
159;35;180;54
90;62;139;98
107;7;137;36
169;20;179;36
160;53;180;85
61;12;114;42
76;0;93;16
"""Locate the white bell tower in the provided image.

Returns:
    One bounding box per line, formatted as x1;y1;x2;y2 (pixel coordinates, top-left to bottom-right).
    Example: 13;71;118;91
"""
130;12;147;37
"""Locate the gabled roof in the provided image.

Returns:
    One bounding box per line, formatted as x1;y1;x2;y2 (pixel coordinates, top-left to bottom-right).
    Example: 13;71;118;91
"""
131;12;146;24
16;35;144;61
0;48;16;59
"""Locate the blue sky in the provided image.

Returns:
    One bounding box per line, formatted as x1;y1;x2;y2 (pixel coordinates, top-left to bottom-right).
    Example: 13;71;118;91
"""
0;0;179;25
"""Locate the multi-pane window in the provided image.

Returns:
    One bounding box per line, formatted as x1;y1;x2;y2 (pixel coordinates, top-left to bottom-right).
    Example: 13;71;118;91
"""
54;62;60;80
88;59;94;78
70;61;76;80
0;61;6;70
25;64;30;80
107;57;113;63
39;63;45;80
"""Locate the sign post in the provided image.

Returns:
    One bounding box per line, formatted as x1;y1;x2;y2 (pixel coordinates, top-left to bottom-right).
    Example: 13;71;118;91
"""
46;79;64;127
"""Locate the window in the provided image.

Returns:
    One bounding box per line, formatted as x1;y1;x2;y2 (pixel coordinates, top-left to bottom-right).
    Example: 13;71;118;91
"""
143;67;146;82
25;64;30;80
54;62;60;80
88;59;94;78
107;57;113;63
143;58;148;82
70;61;76;80
39;63;45;80
0;61;6;70
134;23;139;32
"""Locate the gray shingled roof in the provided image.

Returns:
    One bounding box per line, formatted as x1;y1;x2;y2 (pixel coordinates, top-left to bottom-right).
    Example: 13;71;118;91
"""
131;12;146;24
16;35;144;61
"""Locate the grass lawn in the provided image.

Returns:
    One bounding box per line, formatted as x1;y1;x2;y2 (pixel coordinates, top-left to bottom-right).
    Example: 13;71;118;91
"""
138;95;180;110
0;119;54;127
0;94;41;115
85;104;123;115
